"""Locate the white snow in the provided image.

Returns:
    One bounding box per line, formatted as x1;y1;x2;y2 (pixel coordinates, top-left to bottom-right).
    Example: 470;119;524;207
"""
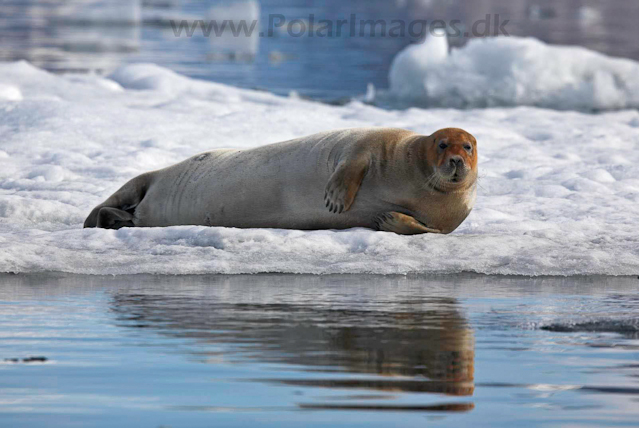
0;84;22;102
0;60;638;275
388;35;639;111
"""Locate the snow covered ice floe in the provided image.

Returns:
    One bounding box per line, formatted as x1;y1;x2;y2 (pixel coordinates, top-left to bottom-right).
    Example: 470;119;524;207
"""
388;35;639;111
0;60;639;275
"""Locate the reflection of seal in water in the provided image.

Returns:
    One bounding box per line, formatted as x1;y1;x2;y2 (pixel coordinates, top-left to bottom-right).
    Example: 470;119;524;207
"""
84;127;478;235
109;274;475;397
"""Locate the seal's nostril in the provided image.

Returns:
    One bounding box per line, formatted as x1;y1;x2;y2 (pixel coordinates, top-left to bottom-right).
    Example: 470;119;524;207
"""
449;157;463;168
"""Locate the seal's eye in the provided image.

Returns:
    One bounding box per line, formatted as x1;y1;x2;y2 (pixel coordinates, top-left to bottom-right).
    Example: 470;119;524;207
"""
438;142;448;150
463;144;472;152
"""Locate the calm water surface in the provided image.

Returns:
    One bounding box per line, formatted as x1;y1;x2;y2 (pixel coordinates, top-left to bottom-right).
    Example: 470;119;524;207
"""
2;0;639;100
1;273;638;427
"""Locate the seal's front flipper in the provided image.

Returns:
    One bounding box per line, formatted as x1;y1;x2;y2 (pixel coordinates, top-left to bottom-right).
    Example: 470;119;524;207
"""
324;158;369;214
95;207;135;230
375;212;442;235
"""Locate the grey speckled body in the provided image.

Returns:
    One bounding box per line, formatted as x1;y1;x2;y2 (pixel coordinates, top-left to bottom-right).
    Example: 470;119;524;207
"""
84;127;478;234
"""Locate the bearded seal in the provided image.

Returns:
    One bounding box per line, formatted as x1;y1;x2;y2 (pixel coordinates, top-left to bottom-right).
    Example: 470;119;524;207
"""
84;127;478;235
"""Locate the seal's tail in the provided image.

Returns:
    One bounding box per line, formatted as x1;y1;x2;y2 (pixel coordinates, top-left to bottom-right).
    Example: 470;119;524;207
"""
84;173;152;229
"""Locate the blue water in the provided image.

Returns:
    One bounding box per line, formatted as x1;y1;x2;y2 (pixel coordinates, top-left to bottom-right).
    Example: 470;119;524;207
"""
1;274;638;427
2;0;639;101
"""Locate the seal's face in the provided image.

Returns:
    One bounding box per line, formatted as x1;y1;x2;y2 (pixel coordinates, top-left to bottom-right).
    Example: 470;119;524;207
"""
426;128;478;192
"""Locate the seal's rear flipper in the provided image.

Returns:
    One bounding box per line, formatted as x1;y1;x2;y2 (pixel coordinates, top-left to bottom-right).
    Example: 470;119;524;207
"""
84;173;151;229
95;207;135;229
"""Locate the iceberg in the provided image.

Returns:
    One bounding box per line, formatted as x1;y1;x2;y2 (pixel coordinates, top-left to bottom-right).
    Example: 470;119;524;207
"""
389;35;639;111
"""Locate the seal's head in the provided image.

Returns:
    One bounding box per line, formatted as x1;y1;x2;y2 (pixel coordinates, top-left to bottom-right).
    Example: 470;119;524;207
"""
425;128;478;192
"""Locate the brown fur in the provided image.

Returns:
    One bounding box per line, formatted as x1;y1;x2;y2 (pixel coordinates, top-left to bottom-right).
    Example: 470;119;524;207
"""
427;128;478;171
